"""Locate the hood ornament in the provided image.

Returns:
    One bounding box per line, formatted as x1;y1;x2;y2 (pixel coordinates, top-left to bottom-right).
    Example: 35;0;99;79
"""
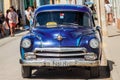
57;35;63;41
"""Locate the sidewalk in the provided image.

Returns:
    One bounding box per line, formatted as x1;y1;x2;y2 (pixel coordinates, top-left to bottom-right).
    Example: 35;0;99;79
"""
0;30;28;47
103;23;120;80
0;26;24;38
107;23;120;37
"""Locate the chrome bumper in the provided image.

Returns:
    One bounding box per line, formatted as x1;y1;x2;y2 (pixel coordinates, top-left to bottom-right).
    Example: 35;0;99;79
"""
20;59;100;67
20;47;100;67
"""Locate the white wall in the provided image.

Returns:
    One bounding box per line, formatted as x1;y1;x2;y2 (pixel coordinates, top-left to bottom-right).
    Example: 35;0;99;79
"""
60;0;83;5
76;0;84;5
36;0;41;7
60;0;67;4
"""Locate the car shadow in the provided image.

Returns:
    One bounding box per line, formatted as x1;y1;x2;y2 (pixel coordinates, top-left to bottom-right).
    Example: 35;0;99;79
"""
15;29;26;35
107;60;115;73
29;64;111;79
108;33;120;37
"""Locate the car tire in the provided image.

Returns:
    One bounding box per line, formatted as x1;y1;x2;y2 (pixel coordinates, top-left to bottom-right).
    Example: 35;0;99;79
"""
90;67;100;78
21;66;32;78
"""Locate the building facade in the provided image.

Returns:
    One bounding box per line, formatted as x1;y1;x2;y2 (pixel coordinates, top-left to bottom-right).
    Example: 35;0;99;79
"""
4;0;120;28
0;0;4;12
2;0;105;26
35;0;85;7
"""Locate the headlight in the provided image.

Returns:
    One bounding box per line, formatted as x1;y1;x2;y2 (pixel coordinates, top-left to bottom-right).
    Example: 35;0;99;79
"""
21;39;31;48
89;39;99;49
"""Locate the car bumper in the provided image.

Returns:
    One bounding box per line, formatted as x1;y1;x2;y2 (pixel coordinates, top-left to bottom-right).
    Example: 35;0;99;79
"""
20;59;100;67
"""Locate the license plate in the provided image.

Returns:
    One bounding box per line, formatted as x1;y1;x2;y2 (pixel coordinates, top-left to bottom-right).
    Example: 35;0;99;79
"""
51;61;69;66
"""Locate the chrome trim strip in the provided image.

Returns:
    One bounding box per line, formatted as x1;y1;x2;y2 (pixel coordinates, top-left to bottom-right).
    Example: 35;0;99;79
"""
34;47;87;53
36;53;86;57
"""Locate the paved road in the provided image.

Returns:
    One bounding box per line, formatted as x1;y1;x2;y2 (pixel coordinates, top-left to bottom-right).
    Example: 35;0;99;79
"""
0;31;111;80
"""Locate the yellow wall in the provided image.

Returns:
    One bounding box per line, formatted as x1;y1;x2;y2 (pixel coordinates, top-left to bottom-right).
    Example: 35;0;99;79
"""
3;0;11;14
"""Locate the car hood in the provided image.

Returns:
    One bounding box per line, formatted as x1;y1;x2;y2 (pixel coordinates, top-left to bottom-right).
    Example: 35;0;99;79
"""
32;26;94;47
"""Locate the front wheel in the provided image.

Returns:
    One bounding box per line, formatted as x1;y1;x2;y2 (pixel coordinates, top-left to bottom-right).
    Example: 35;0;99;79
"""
90;67;100;78
21;66;32;78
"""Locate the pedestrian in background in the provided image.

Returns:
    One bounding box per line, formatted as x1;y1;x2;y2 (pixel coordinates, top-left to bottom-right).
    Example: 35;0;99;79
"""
25;7;30;26
90;4;97;20
8;6;18;37
0;10;6;37
16;9;22;29
105;0;113;25
26;6;35;27
5;9;10;35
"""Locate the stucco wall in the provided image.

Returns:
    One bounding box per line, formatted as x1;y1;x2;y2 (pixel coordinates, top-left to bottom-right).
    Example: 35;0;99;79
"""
3;0;11;14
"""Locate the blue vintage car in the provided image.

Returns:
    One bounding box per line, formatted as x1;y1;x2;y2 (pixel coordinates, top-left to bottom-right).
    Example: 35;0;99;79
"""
20;5;103;78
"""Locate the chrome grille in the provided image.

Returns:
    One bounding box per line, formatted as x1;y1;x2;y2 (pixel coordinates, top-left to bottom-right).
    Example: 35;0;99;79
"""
34;47;87;58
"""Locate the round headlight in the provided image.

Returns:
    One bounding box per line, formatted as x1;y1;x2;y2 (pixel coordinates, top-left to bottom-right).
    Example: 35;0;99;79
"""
21;39;31;48
89;39;99;49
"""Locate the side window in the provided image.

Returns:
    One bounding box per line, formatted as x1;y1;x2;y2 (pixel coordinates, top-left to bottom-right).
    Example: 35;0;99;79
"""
83;13;91;27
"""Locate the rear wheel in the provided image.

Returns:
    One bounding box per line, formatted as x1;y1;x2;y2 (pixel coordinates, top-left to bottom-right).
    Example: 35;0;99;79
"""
21;66;32;78
90;67;100;78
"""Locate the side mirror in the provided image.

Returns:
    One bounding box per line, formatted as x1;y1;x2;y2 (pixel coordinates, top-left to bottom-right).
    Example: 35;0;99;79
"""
96;26;102;42
96;26;101;31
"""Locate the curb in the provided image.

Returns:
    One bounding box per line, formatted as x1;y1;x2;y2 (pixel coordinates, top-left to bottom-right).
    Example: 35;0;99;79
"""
0;31;28;47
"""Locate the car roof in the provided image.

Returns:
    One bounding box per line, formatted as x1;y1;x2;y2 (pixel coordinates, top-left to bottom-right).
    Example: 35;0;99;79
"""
35;4;91;16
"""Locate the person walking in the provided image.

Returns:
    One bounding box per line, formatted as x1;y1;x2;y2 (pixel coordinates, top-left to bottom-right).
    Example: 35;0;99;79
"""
105;0;113;25
0;10;6;37
8;6;18;37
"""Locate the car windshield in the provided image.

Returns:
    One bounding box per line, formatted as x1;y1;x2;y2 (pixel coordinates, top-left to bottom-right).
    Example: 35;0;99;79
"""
35;11;92;28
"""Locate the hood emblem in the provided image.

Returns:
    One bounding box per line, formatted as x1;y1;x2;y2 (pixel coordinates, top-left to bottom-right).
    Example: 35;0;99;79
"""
57;35;63;41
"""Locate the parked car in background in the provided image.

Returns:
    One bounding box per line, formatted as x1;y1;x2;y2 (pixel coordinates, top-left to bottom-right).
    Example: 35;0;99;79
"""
20;4;104;78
